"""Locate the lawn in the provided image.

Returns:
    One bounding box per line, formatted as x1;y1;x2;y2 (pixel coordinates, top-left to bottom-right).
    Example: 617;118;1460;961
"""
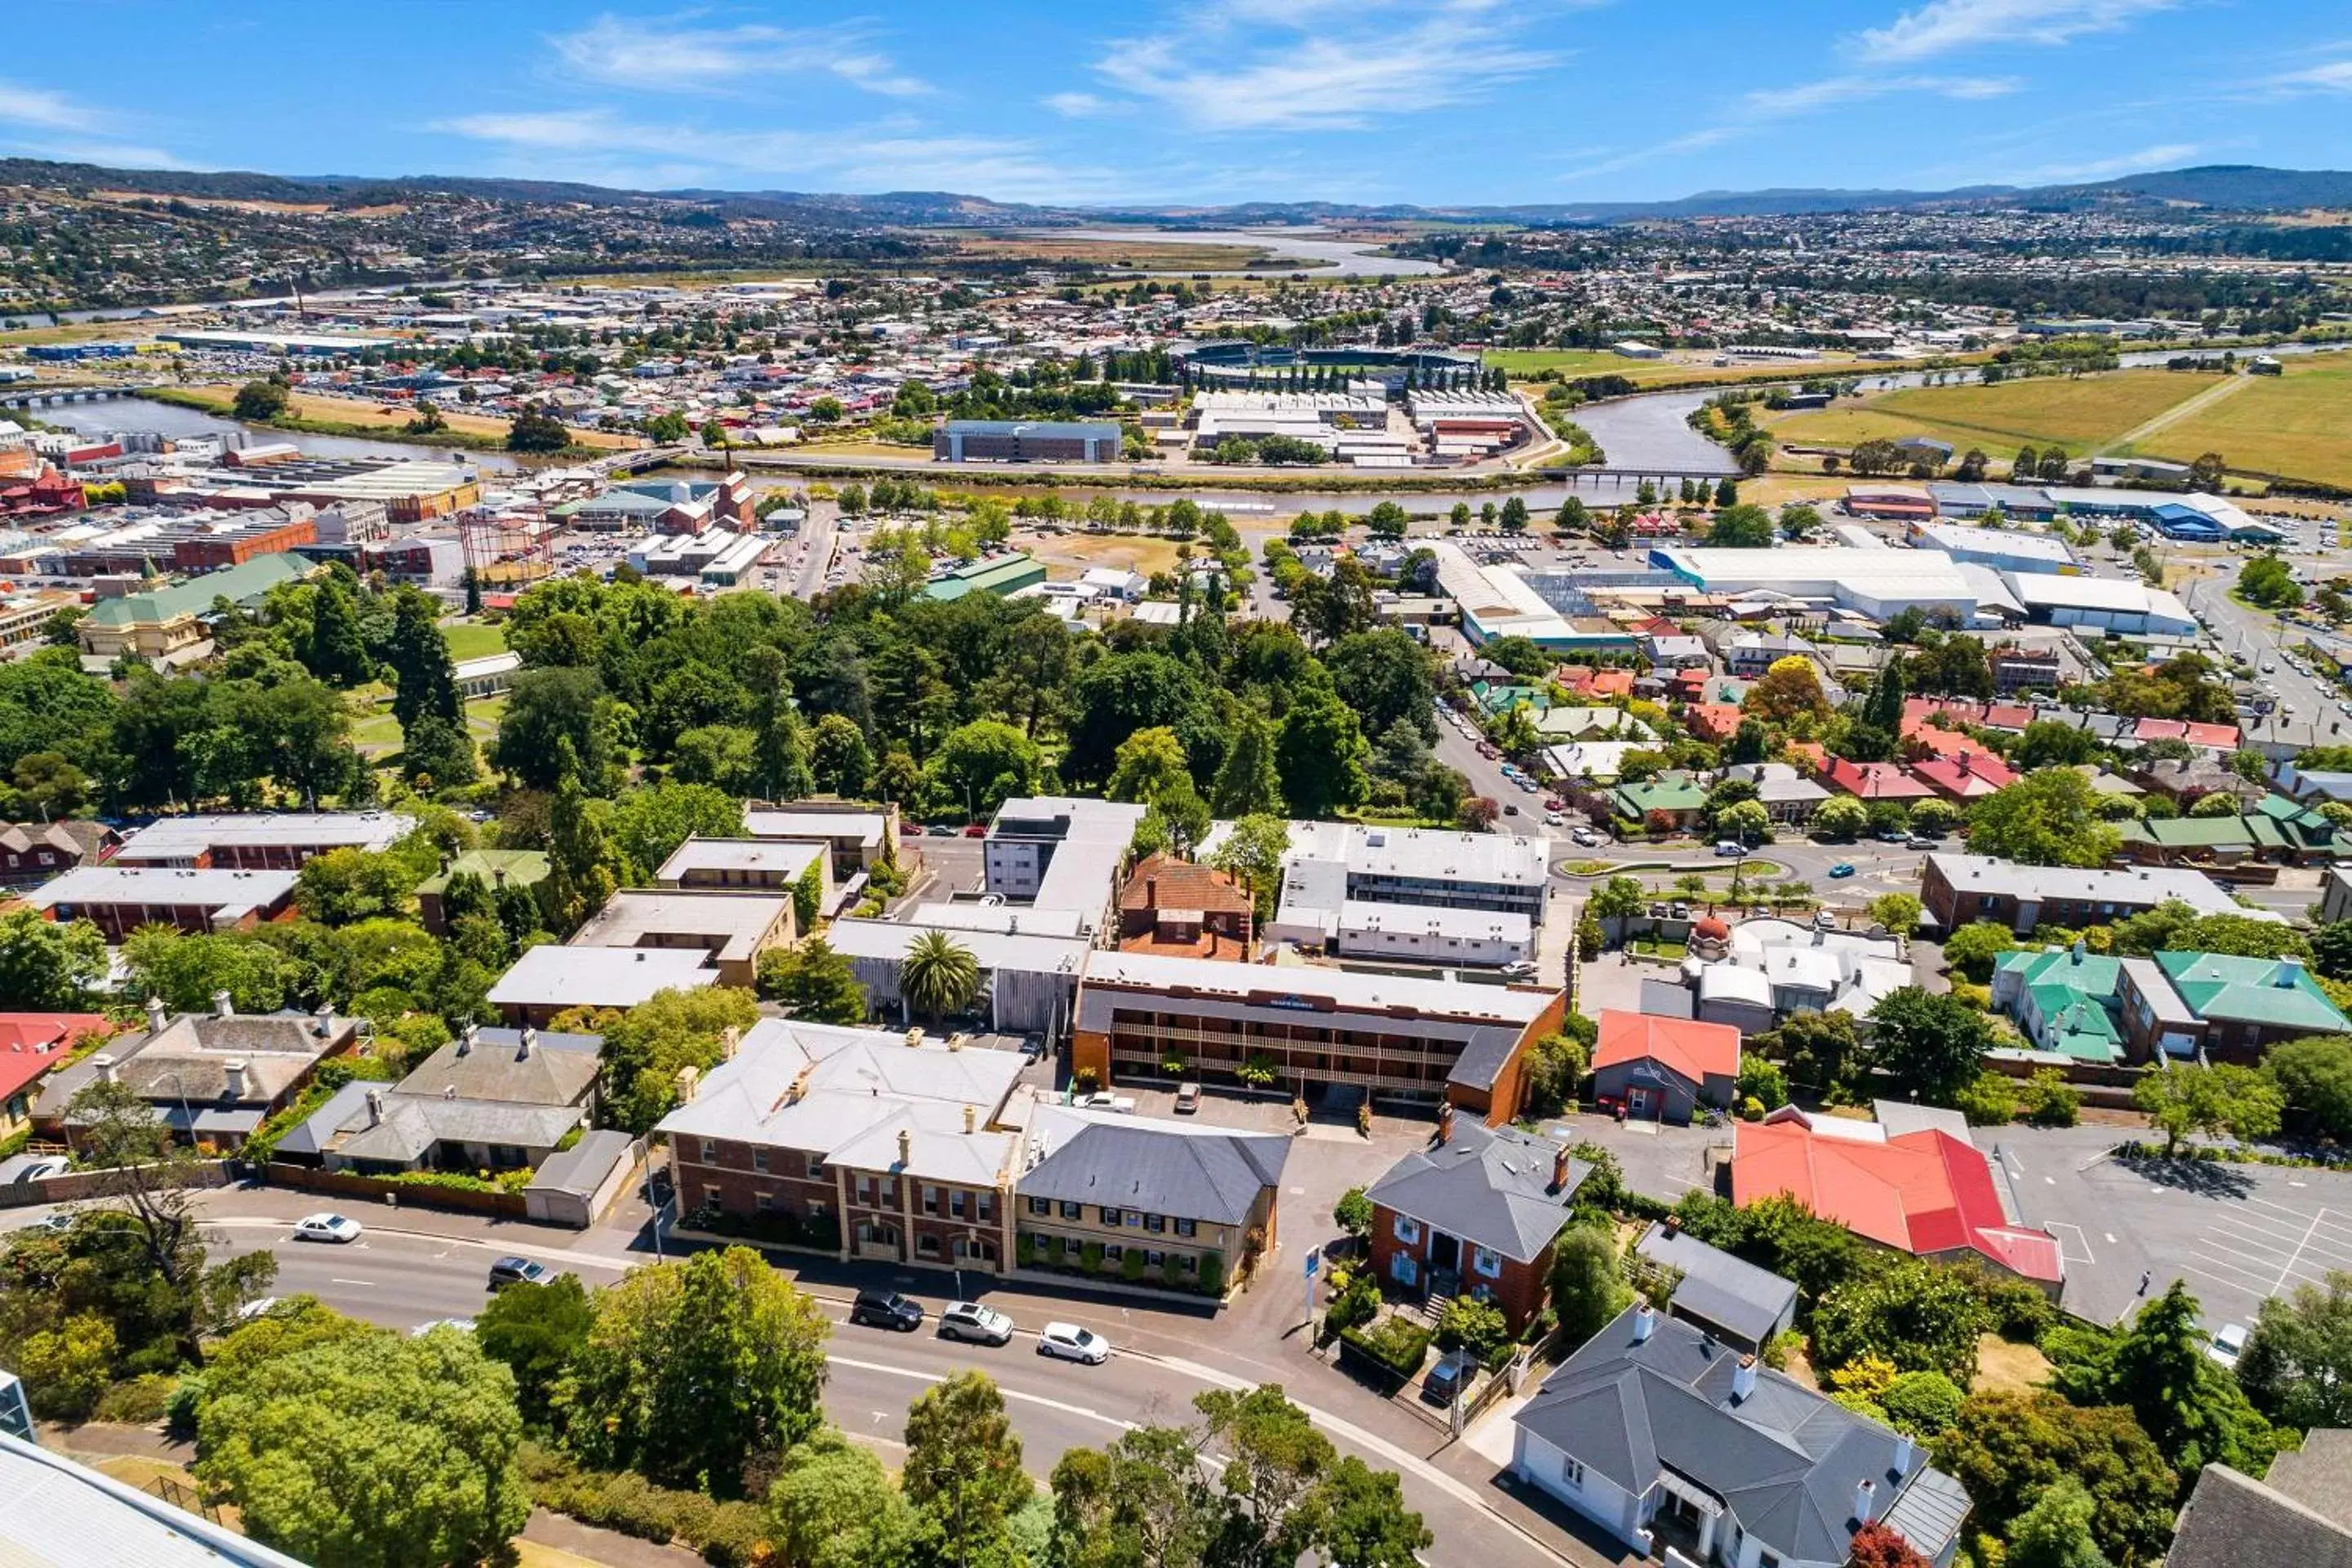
1762;369;2206;458
1495;348;1909;389
1975;1332;2053;1394
439;620;507;662
951;234;1278;273
2126;353;2352;489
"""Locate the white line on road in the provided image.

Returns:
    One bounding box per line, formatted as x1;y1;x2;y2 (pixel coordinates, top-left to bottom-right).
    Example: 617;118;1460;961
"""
330;1277;376;1287
2047;1223;2096;1266
830;1353;1132;1433
2274;1209;2332;1298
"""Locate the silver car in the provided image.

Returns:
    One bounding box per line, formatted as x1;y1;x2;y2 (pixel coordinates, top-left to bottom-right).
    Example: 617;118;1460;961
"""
939;1302;1015;1346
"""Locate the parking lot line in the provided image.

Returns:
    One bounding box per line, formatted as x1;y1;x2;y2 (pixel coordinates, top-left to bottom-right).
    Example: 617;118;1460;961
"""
2274;1209;2335;1297
2047;1222;2097;1266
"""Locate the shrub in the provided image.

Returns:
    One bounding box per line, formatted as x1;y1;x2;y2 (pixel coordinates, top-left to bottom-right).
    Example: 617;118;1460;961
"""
2017;1067;2082;1127
1121;1250;1147;1282
1953;1072;2019;1126
1435;1296;1512;1363
1339;1316;1432;1379
1081;1241;1104;1273
1198;1252;1225;1296
1881;1370;1967;1438
92;1373;178;1425
519;1442;768;1566
1162;1254;1185;1289
1326;1272;1382;1335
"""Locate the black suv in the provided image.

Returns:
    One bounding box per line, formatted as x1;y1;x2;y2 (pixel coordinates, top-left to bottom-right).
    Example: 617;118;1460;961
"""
850;1289;924;1331
488;1256;557;1291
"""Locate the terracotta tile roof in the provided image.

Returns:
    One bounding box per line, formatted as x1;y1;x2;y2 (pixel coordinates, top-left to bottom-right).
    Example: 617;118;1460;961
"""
1594;1010;1740;1085
1820;758;1936;800
1118;853;1253;918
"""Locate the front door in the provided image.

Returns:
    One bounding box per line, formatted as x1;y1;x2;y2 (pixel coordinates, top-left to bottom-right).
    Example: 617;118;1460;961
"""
1429;1231;1460;1272
1627;1085;1652;1119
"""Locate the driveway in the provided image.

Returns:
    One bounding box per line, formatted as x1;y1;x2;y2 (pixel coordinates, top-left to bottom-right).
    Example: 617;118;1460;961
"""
1535;1111;1724;1207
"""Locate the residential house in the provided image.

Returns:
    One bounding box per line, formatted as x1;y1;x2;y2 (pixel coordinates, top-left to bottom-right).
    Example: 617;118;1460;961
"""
1987;644;2064;693
1015;1101;1289;1297
1720;763;1829;825
1699;919;1911;1026
1632;1220;1799;1352
415;849;550;936
1512;1302;1969;1568
1591;1011;1738;1125
278;1024;600;1174
25;866;299;942
2169;1428;2352;1568
2133;952;2352;1066
488;945;719;1027
1541;741;1647;785
655;836;831;900
658;1019;1027;1272
0;822;118;886
1991;945;2127;1068
1116;852;1254;956
1909;751;2016;801
1721;631;1823;680
742;802;901;879
0;1013;113;1139
1613;773;1710;831
1535;706;1657;744
1818;758;1934;804
1731;1109;2063;1292
1919;853;2256;936
1367;1107;1588;1331
564;886;796;989
109;810;411;869
1684;702;1746;744
36;998;356;1153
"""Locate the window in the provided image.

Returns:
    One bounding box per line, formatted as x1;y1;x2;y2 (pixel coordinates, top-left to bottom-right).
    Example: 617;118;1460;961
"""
1388;1252;1418;1286
917;1234;941;1257
920;1183;940;1215
1757;1554;1779;1568
951;1189;968;1218
806;1155;826;1178
1027;1196;1049;1216
1393;1214;1420;1245
1473;1246;1503;1280
1561;1457;1584;1489
701;1138;720;1165
1106;1245;1124;1263
1102;1207;1124;1227
754;1192;775;1214
1146;1250;1164;1267
752;1148;770;1174
1145;1213;1165;1233
702;1185;721;1209
1175;1217;1196;1237
977;1193;992;1221
1182;1254;1198;1272
806;1200;828;1221
1059;1200;1082;1220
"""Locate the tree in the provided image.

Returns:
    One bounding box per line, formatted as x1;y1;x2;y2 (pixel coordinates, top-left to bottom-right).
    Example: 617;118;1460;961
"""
756;936;869;1025
746;646;814;804
194;1325;532;1568
2006;1478;2114;1568
1293;1455;1432;1568
1813;793;1869;840
1967;769;2121;867
2014;719;2101;769
302;569;373;687
1211;707;1286;818
1549;1227;1628;1348
2238;1272;2352;1431
1704;503;1775;547
1941;920;2017;983
1938;1392;2176;1563
1812;1258;1985;1382
14;1311;114;1419
1277;675;1370;818
1588;875;1646;923
60;1080;225;1359
585;985;762;1134
559;1245;829;1494
507;403;571;452
1521;1031;1589;1117
2238;555;2303;609
1208;813;1291;923
2133;1062;2283;1156
1868;987;1993;1105
1334;1187;1374;1241
809;712;873;796
1736;1053;1788;1111
905;1371;1031;1566
233;379;289;421
1848;1522;1934;1568
1869;892;1922;938
494;667;617;791
474;1274;593;1428
1106;725;1196;806
2268;1034;2352;1142
1746;656;1831;724
1499;497;1529;534
0;906;106;1008
543;767;618;936
768;1428;917;1568
1327;630;1437;746
929;719;1044;820
902;930;981;1028
2060;1281;2277;1486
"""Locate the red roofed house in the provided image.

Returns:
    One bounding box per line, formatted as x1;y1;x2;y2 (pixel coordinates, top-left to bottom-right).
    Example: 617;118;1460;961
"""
1685;702;1744;743
0;1013;114;1139
1903;723;1977;760
1818;758;1936;803
1586;669;1636;700
1910;750;2019;801
1731;1109;2064;1294
1590;1010;1738;1125
2135;717;2240;750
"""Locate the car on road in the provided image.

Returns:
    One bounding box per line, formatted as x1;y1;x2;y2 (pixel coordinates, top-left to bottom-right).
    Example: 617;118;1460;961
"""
850;1290;925;1332
1829;862;1856;879
926;824;956;836
962;823;988;838
1544;797;1567;812
1713;840;1745;857
1905;835;1940;849
1571;828;1601;847
1544;812;1564;826
1038;1322;1111;1364
2209;1322;2249;1370
488;1256;559;1291
939;1302;1015;1346
1174;1081;1201;1115
1476;743;1499;760
293;1213;363;1245
29;1210;74;1235
1502;803;1519;816
1873;829;1908;844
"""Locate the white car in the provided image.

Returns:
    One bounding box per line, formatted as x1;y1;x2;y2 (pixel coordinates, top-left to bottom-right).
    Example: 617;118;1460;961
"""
2208;1322;2249;1370
293;1212;363;1245
1077;1092;1137;1114
938;1302;1015;1345
1038;1322;1111;1365
1544;812;1564;826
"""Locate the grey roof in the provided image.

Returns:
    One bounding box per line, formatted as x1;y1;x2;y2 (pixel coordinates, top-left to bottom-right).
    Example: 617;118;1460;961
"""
398;1029;600;1107
2170;1461;2352;1568
528;1129;637;1199
45;1009;353;1119
488;944;717;1009
2270;1431;2352;1531
1019;1103;1289;1225
1516;1304;1960;1566
1365;1121;1586;1263
1638;978;1697;1020
1635;1223;1798;1347
0;1427;310;1568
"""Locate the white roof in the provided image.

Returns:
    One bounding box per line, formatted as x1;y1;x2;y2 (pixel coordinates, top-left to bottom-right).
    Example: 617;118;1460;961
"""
1695;964;1774;1006
1926;852;2262;918
112;810;411;863
656;836;826;882
2004;573;2192;617
903;902;1087;938
828;917;1090;975
1657;546;1976;599
743;808;886;847
1247;818;1549;889
1912;523;2076;565
29;865;297;912
489;945;717;1009
1339;900;1532;942
1080;950;1555;1023
567;888;791;964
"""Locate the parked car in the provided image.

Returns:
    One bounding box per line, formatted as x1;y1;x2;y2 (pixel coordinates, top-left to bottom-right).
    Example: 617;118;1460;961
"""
1174;1081;1201;1115
850;1290;925;1331
1544;812;1565;826
1571;828;1600;848
1905;835;1939;849
2209;1322;2249;1370
1038;1322;1111;1364
1828;862;1856;879
1078;1091;1138;1114
939;1302;1015;1346
1670;902;1690;920
29;1210;74;1235
1476;743;1499;760
926;824;956;837
293;1213;363;1245
488;1256;559;1291
1873;829;1909;844
962;823;988;838
1544;797;1568;812
1713;840;1745;857
1423;1348;1478;1405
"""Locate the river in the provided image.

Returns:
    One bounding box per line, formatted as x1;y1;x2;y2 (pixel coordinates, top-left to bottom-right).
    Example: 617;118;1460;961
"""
1028;226;1446;278
27;392;519;471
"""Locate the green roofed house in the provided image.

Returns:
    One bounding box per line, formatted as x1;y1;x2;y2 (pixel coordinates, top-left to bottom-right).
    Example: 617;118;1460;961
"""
416;849;552;936
924;552;1047;603
2117;794;2336;869
2136;951;2352;1066
1610;772;1708;832
1991;945;2127;1067
76;552;318;669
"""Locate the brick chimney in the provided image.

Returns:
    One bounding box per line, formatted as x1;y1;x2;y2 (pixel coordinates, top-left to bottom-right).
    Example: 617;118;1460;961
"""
1436;1101;1454;1145
1551;1143;1573;1193
223;1059;248;1100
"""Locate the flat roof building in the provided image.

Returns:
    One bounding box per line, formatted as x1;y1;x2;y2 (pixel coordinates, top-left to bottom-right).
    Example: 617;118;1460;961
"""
113;810;412;869
1650;546;1980;622
29;865;300;941
934;421;1120;464
488;944;719;1027
565;887;796;989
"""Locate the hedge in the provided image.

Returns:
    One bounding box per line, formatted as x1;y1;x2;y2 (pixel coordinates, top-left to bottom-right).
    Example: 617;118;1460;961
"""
520;1443;768;1567
1339;1316;1432;1381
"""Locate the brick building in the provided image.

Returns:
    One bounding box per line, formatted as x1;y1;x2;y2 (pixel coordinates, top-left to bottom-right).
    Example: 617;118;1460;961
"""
1365;1106;1588;1332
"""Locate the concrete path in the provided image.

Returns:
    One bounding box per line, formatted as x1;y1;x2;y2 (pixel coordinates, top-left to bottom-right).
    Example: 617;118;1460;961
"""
2098;372;2252;457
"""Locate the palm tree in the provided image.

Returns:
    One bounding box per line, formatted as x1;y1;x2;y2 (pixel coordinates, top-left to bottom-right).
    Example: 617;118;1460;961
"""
901;931;979;1030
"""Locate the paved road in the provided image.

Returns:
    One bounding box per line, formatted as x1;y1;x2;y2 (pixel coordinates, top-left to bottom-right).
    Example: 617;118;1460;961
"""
786;503;841;599
1;1196;1582;1566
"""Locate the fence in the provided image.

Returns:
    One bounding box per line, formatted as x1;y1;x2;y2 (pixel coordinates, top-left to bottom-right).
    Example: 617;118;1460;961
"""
262;1162;529;1219
0;1159;235;1209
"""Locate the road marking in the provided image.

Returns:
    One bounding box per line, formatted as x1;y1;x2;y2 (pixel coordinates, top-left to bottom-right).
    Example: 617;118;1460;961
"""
829;1353;1131;1432
2047;1223;2096;1266
2274;1208;2332;1298
330;1277;376;1287
2105;1233;2117;1245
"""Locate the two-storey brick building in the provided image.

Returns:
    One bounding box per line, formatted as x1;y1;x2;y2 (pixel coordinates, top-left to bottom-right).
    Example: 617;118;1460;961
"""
1365;1107;1588;1333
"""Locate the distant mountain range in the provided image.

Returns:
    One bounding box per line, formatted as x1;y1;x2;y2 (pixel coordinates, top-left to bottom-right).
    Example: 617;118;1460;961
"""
6;157;2348;227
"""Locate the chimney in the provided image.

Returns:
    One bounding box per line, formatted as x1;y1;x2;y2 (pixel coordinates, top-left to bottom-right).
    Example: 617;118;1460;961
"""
457;1023;477;1056
314;1005;334;1037
492;865;508;889
1551;1143;1573;1193
223;1058;248;1100
1146;875;1157;906
1633;1303;1656;1343
2276;960;2303;988
364;1088;383;1126
91;1052;116;1084
212;989;234;1018
518;1027;536;1059
145;996;167;1035
1893;1432;1917;1473
1733;1354;1757;1401
898;1129;912;1167
963;1105;977;1134
948;1032;964;1053
1437;1101;1455;1146
1854;1479;1878;1526
1663;1213;1682;1237
719;1025;740;1060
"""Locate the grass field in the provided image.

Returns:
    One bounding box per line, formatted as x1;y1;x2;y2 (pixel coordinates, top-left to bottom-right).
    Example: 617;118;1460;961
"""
2125;353;2352;488
1019;530;1184;580
168;384;640;450
1493;347;1927;389
952;234;1279;273
439;620;508;661
1762;368;2205;458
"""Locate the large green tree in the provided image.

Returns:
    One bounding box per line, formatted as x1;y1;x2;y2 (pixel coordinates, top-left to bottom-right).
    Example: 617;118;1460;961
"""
2238;1271;2352;1431
904;1371;1031;1566
1936;1392;2175;1566
0;906;107;1009
1867;987;1993;1105
474;1274;594;1428
901;930;981;1029
767;1428;917;1568
1277;672;1370;818
2132;1062;2282;1156
1965;769;2121;868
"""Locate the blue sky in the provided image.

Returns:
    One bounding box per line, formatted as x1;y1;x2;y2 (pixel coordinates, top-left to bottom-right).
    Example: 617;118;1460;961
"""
5;1;2350;207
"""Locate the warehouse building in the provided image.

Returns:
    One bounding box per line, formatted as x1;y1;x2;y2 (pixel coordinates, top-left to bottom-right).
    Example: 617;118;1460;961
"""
924;552;1048;602
1909;522;2079;576
933;420;1120;463
2007;573;2196;636
827;917;1089;1036
1650;546;1980;621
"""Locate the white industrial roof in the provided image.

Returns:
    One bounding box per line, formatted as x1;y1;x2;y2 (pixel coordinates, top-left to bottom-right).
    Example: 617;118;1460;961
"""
656;836;826;882
28;865;298;911
113;810;412;863
0;1428;309;1568
827;917;1090;974
488;945;717;1009
1337;900;1533;942
1080;950;1555;1022
567;888;791;964
1912;523;2077;565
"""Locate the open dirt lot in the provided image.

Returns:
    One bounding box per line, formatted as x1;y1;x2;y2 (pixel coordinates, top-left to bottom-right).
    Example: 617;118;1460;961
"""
1017;529;1187;581
172;384;641;450
1763;368;2204;458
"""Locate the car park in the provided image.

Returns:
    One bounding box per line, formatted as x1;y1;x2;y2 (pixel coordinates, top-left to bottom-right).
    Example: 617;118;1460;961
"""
850;1290;924;1331
293;1213;363;1244
939;1302;1015;1345
1038;1322;1111;1364
488;1256;558;1291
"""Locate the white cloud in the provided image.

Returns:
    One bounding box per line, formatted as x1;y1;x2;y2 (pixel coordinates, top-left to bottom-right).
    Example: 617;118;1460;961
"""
550;14;932;98
0;81;105;133
1045;91;1110;118
1089;2;1557;132
1562;74;2017;184
2267;58;2352;94
1855;0;2174;63
1993;140;2205;183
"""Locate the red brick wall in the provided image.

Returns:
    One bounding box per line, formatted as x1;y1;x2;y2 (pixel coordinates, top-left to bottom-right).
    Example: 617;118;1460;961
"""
1369;1203;1552;1332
